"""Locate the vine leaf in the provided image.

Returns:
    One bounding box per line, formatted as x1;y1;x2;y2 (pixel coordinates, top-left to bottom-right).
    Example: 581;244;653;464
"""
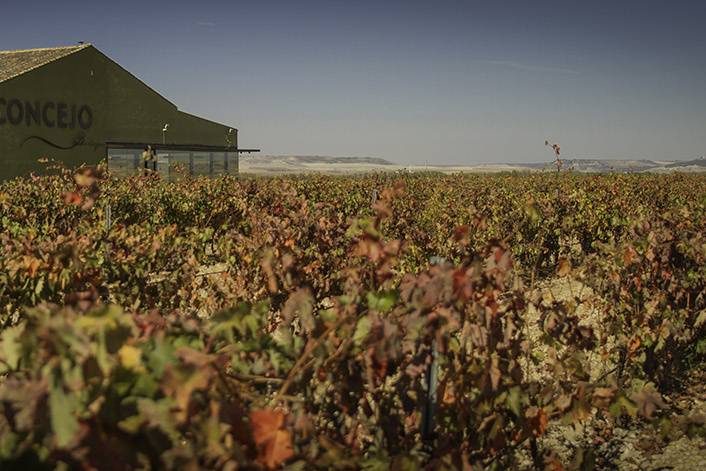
354;316;372;347
557;257;571;277
118;345;143;371
49;381;80;448
282;288;315;333
250;409;294;469
526;407;548;437
631;388;665;419
366;290;398;313
695;310;706;328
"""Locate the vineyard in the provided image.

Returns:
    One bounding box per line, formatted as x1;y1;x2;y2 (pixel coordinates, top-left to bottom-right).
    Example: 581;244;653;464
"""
0;167;705;469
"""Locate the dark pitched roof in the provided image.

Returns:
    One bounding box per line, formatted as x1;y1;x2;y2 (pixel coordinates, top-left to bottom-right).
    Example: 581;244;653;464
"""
0;44;91;84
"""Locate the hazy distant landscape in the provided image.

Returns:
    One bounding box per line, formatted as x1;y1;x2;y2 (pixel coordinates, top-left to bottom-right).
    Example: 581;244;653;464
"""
240;154;706;174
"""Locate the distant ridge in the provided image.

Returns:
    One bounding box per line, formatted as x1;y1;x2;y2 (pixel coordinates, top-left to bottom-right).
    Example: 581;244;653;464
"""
516;158;666;172
239;154;706;175
665;157;706;168
512;157;706;173
250;155;394;166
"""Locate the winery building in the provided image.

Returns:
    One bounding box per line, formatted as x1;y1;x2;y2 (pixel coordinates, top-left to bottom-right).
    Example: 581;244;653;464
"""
0;44;256;180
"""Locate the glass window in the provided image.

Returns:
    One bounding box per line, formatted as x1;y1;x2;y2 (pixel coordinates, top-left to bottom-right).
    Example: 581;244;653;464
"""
106;145;241;178
191;152;211;176
107;149;141;177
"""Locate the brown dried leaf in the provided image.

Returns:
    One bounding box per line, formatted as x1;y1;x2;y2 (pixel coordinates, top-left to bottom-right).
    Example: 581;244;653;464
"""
526;407;549;437
489;356;501;391
281;288;315;332
631;388;665;419
557;258;571;277
250;409;294;469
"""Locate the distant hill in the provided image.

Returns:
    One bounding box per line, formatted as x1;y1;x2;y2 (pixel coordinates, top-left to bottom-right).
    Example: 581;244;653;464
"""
240;155;396;174
246;155;394;166
239;154;706;175
665;157;706;168
514;158;706;173
516;158;669;173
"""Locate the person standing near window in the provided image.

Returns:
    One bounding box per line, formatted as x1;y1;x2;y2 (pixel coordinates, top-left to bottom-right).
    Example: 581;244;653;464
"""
142;145;156;173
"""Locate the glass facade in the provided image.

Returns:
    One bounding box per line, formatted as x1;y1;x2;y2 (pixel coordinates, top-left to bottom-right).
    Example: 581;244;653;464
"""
106;144;239;179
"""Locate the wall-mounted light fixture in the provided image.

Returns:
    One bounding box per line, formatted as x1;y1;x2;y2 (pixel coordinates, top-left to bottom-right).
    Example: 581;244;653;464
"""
226;128;235;147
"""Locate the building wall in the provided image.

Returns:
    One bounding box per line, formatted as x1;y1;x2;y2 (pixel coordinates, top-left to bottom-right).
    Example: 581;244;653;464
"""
0;46;237;180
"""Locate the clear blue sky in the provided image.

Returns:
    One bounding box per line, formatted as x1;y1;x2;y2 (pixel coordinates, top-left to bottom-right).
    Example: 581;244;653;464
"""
2;0;705;164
